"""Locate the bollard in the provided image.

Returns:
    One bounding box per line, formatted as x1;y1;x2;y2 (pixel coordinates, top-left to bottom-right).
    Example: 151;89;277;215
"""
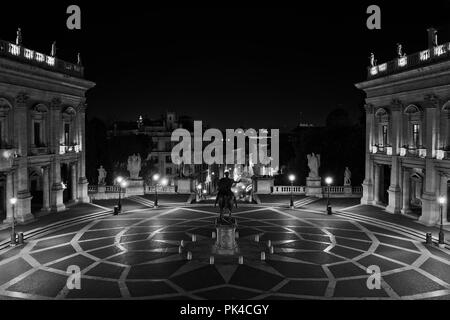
327;207;332;215
235;231;239;239
192;234;197;242
180;240;184;247
212;232;216;239
255;235;260;242
210;256;215;265
261;252;266;261
10;231;16;246
17;232;24;245
267;240;272;248
113;206;119;216
269;246;274;254
187;252;192;261
178;246;183;254
238;256;243;265
425;233;433;245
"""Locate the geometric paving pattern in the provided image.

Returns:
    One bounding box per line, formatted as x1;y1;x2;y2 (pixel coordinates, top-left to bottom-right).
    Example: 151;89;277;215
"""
0;204;449;300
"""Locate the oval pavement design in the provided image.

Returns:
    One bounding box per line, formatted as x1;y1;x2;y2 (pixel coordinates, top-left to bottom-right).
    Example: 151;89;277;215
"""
0;204;449;300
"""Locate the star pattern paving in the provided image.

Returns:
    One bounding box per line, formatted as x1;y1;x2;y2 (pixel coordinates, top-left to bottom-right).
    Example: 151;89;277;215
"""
0;203;449;300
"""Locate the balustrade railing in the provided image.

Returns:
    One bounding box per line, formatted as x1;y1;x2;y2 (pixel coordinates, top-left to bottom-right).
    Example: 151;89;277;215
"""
0;39;84;78
368;42;450;79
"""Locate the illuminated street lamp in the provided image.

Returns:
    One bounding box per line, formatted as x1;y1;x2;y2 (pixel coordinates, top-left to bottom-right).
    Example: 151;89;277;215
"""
116;176;124;212
438;196;446;248
10;197;17;246
289;174;295;208
153;174;161;207
325;177;333;215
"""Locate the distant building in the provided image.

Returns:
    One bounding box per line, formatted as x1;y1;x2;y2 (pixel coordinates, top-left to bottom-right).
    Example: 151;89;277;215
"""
0;33;95;226
356;28;450;226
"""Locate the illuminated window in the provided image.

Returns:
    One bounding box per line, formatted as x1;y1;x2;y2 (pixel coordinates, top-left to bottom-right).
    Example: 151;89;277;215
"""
382;125;388;146
413;124;420;148
64;123;70;146
398;57;407;67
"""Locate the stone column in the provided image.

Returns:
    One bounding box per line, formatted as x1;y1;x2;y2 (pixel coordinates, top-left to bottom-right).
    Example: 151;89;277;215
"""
361;104;375;205
50;98;62;155
439;175;449;223
77;102;89;203
401;168;412;215
15;159;34;224
71;163;77;202
50;157;65;212
419;158;439;226
42;166;51;213
3;172;14;224
387;156;402;214
373;164;381;205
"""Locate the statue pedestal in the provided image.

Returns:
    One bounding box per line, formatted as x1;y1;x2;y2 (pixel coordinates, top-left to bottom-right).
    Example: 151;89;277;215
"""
254;177;274;194
125;178;145;196
176;178;193;194
344;185;352;196
306;177;323;198
213;218;239;255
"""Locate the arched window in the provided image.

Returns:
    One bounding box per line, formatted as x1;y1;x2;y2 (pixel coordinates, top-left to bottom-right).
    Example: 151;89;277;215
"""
0;98;12;148
404;105;423;150
375;108;390;151
31;104;49;149
61;107;77;151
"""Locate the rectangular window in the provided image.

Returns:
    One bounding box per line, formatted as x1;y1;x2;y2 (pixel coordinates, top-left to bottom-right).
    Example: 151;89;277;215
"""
166;155;172;163
34;122;41;146
64;123;70;146
166;167;172;175
413;124;420;148
382;125;388;146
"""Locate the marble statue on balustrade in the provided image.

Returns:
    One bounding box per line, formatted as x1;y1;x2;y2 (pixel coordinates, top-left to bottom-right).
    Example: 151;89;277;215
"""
306;153;323;197
344;167;352;186
307;153;321;178
97;166;107;186
126;154;145;195
127;154;142;180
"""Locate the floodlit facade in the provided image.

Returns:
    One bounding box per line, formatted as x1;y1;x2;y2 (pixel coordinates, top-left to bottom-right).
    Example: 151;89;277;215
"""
0;35;95;226
356;29;450;226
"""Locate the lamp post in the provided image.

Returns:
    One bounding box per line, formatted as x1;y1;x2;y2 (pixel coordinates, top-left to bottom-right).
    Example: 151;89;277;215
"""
153;174;160;207
289;174;295;209
438;196;446;248
197;184;202;202
325;177;333;215
10;197;17;247
116;176;124;212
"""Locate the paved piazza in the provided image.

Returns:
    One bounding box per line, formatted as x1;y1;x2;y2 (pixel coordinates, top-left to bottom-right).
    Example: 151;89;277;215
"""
0;201;449;300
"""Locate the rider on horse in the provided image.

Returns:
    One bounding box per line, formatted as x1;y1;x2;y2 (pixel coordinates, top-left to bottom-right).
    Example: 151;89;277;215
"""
214;171;239;208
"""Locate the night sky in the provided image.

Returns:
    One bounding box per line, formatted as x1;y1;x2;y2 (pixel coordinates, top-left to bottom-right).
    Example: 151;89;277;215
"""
1;1;450;130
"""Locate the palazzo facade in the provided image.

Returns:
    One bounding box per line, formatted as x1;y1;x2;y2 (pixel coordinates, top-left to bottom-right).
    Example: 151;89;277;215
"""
356;29;450;226
0;35;95;226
